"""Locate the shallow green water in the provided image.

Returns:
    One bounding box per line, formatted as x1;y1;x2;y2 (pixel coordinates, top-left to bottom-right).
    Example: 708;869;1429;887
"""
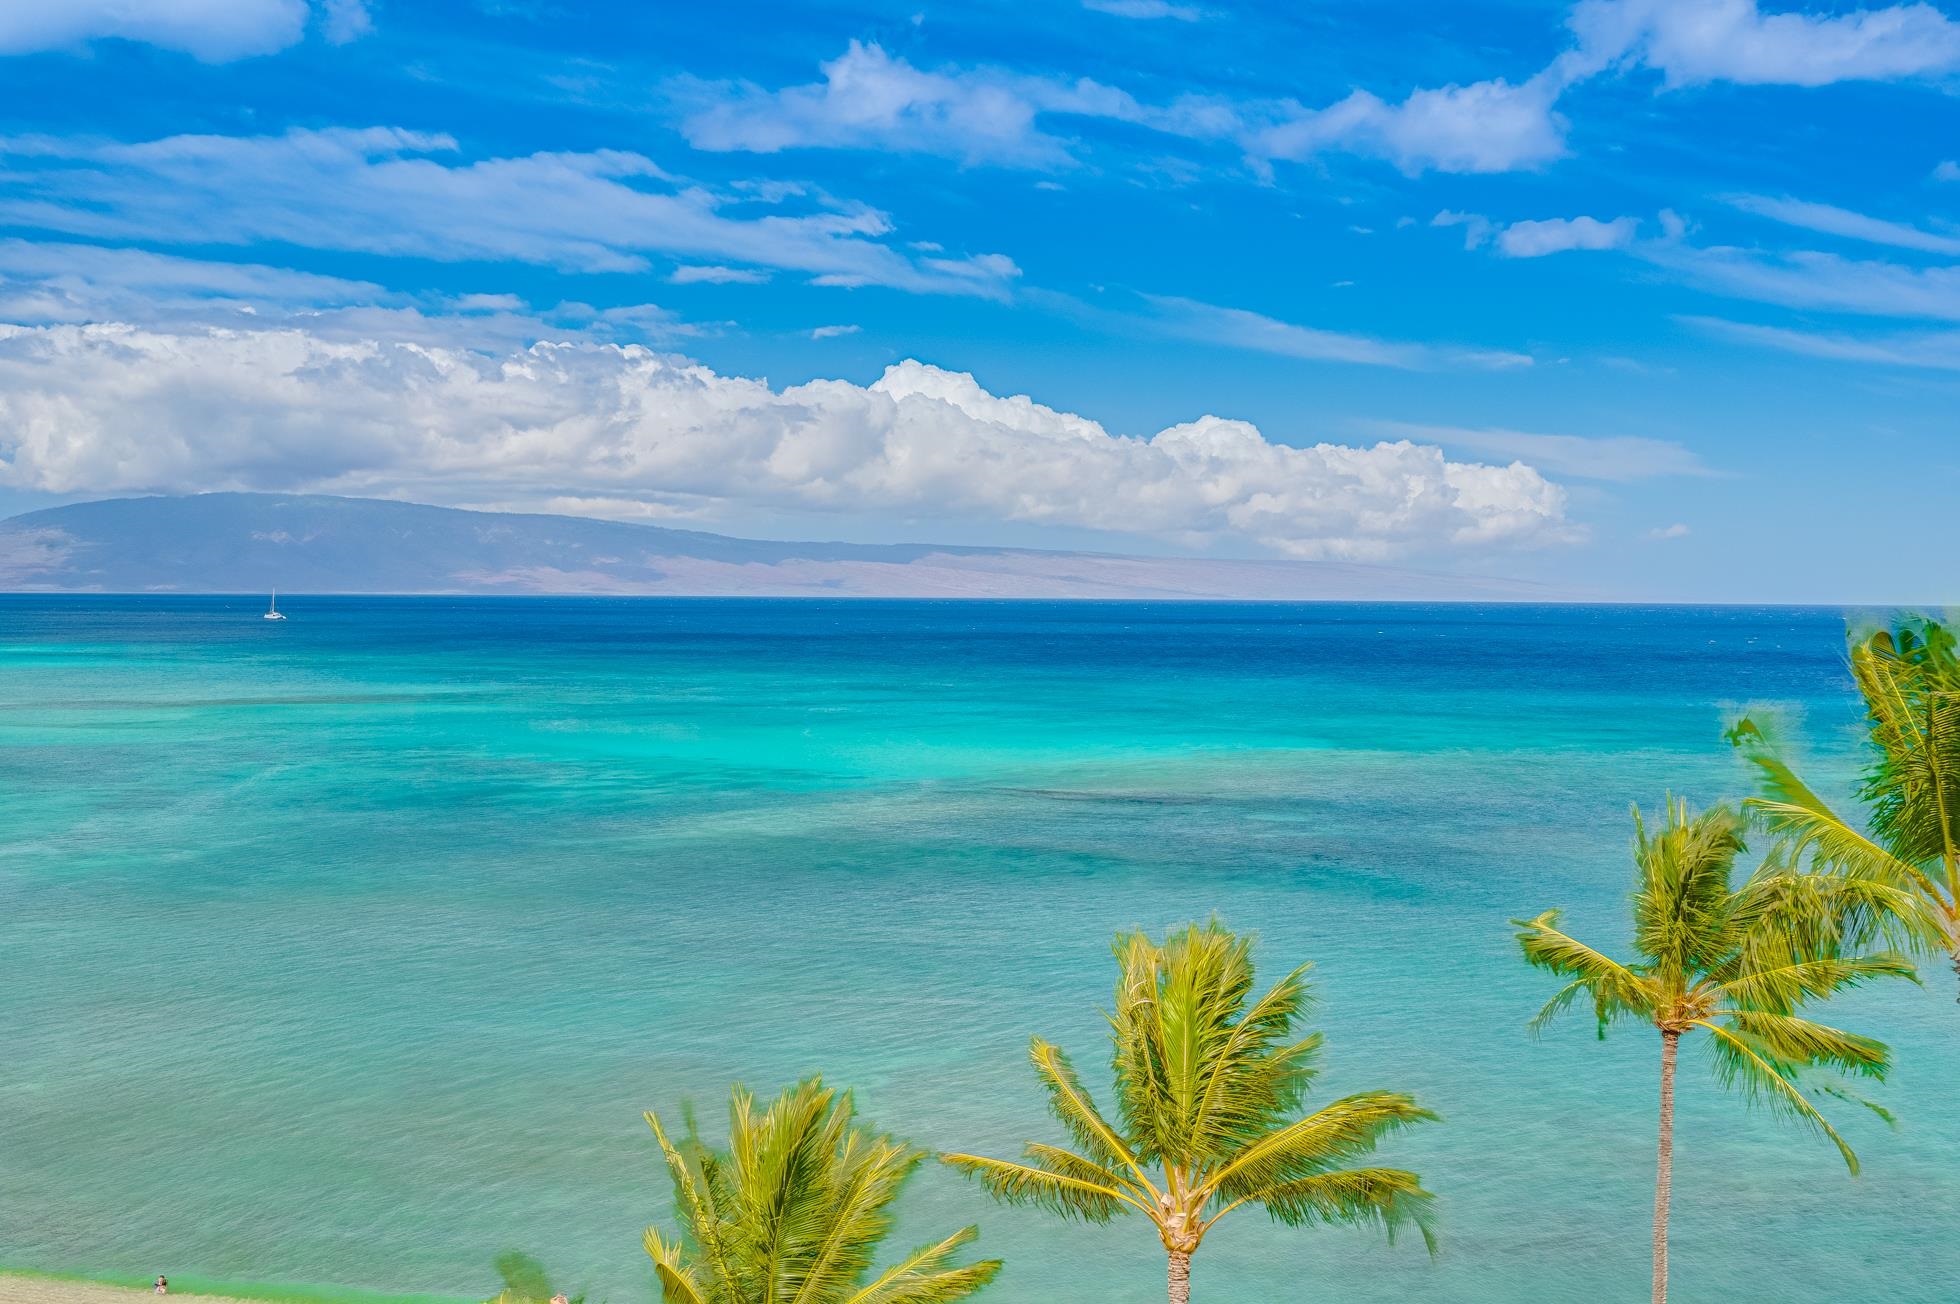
1;599;1952;1303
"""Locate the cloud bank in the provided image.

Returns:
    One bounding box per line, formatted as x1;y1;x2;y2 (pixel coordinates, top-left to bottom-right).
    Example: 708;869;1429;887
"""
0;323;1573;560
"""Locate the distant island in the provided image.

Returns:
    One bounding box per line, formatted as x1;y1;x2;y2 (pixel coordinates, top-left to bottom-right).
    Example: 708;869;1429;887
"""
0;493;1554;600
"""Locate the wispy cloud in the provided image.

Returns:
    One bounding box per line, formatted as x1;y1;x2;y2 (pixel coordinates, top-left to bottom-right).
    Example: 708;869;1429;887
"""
1648;522;1691;539
809;323;861;339
1938;160;1960;183
1686;315;1960;372
0;127;1019;298
1650;245;1960;321
669;265;771;285
1143;296;1533;371
1082;0;1200;20
1723;194;1960;256
1370;421;1712;480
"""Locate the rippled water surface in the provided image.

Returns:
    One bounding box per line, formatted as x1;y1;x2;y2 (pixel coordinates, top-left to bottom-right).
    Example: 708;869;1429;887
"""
2;598;1952;1303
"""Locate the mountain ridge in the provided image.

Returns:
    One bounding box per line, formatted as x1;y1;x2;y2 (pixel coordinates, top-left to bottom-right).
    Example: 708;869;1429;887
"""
0;493;1558;600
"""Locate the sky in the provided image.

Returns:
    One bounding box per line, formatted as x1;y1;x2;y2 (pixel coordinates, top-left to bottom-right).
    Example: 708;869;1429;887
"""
0;0;1955;601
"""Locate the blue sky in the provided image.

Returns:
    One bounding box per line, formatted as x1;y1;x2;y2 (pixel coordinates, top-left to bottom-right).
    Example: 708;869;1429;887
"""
0;0;1956;600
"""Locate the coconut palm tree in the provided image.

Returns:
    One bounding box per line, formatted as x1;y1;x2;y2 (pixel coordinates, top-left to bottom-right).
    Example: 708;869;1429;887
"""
942;920;1435;1304
644;1077;1002;1304
1513;797;1913;1304
1730;616;1960;996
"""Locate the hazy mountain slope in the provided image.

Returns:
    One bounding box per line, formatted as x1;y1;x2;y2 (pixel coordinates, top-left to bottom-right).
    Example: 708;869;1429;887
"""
0;494;1554;600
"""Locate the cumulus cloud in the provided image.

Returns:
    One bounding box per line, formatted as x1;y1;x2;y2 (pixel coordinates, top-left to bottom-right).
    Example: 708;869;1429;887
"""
0;323;1574;560
0;127;1017;296
675;41;1143;168
1435;211;1640;257
1496;214;1640;257
1249;71;1571;175
1723;194;1960;256
0;0;310;61
1570;0;1960;86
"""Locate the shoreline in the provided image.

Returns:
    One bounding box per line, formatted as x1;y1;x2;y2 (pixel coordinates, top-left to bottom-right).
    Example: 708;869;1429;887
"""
0;1270;468;1304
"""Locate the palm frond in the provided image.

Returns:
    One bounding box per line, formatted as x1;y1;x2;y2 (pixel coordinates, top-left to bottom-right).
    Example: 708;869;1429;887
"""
644;1229;709;1304
1027;1038;1156;1195
1714;953;1918;1014
1217;1167;1436;1252
1512;910;1655;1035
938;1152;1143;1222
1695;1019;1861;1173
845;1227;1002;1304
1202;1091;1437;1200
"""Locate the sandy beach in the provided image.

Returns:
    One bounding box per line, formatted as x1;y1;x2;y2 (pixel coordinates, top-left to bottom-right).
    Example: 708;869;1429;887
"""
0;1282;239;1304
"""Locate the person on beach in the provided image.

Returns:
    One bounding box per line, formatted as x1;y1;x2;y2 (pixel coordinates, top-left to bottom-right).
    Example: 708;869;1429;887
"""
154;1278;167;1295
549;1295;567;1304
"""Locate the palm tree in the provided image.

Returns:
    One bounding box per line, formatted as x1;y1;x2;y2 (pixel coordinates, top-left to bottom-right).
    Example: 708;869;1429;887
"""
942;920;1436;1304
644;1077;1002;1304
1730;616;1960;996
1513;797;1913;1304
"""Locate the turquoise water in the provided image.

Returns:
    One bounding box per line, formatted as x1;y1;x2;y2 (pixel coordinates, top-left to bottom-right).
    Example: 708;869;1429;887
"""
1;599;1953;1304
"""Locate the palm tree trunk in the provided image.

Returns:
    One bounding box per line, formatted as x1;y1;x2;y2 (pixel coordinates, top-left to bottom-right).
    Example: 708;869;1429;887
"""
1653;1029;1679;1304
1167;1250;1191;1304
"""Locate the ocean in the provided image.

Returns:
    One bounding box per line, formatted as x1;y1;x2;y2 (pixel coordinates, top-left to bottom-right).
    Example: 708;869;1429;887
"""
1;598;1952;1303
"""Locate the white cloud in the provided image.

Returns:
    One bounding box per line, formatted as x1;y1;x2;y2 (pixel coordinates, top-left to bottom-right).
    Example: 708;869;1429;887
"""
669;265;772;285
810;324;862;339
1570;0;1960;87
1723;194;1960;255
1649;522;1691;539
1497;215;1640;257
0;0;310;61
1143;296;1534;370
1938;160;1960;182
0;127;1017;297
1372;421;1710;480
1083;0;1201;18
320;0;372;44
1250;71;1570;175
675;41;1140;168
0;322;1575;560
676;40;1571;177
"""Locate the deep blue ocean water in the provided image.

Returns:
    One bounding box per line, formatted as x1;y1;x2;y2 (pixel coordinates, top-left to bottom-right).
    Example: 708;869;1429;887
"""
1;599;1953;1303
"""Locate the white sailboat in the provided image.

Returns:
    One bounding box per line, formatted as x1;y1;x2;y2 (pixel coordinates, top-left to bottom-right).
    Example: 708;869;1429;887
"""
263;590;287;621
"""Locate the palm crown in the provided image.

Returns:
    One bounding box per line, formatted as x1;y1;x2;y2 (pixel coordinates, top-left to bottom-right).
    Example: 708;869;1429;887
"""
644;1077;1002;1304
942;921;1435;1303
1731;618;1960;992
1514;797;1910;1168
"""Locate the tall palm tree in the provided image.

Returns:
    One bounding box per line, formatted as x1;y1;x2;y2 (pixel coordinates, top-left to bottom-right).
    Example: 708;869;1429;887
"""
1513;797;1913;1304
1730;616;1960;996
644;1077;1002;1304
942;921;1436;1304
